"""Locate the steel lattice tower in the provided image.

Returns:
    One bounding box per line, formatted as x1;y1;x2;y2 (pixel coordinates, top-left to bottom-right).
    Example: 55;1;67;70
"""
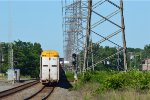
62;0;88;66
62;0;127;72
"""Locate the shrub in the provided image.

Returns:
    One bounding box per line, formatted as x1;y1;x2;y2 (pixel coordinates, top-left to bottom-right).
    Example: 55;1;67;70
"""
70;70;150;92
103;70;150;91
139;72;150;90
81;72;92;83
90;71;117;84
103;72;127;90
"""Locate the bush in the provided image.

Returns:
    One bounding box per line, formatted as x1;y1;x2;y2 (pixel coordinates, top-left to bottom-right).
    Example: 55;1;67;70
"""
81;72;92;83
104;73;123;90
70;70;150;92
103;70;150;91
90;71;117;83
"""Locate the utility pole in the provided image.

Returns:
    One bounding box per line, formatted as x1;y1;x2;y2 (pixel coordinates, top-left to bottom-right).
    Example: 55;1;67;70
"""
120;0;127;71
91;39;94;71
8;1;13;69
8;1;15;84
83;0;92;74
0;43;2;73
8;43;13;69
117;47;120;71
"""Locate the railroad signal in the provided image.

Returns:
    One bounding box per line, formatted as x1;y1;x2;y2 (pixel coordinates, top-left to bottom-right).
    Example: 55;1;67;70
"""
72;53;78;81
72;53;76;58
72;53;77;65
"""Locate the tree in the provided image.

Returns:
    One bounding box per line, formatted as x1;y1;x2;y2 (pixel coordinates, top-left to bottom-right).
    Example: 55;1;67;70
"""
13;40;42;77
0;40;42;77
143;44;150;59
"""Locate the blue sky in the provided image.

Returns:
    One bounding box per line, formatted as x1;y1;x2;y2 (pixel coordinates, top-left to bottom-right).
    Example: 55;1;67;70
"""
0;0;150;57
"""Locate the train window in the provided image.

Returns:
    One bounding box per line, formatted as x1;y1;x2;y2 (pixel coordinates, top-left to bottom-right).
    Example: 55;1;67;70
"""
43;65;48;67
52;65;57;67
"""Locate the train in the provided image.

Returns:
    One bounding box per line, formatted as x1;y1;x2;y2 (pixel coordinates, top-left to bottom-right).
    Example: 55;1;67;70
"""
40;50;60;84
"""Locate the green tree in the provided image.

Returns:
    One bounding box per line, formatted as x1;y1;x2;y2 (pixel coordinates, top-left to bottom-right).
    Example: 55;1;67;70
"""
143;44;150;59
13;40;42;77
0;43;9;73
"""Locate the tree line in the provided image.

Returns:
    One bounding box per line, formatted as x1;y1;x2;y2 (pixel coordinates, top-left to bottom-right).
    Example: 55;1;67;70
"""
86;43;150;71
0;40;150;77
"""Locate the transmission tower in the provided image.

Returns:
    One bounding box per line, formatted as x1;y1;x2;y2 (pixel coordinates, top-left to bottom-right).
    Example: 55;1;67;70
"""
62;0;88;68
86;0;127;71
62;0;127;72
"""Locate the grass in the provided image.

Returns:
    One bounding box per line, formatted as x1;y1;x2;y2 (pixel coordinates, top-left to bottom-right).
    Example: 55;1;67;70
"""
98;90;150;100
66;70;150;100
78;83;150;100
65;71;74;81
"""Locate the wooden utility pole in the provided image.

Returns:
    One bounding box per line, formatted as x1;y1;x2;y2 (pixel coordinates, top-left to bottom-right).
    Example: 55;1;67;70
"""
120;0;128;71
91;39;94;71
83;0;92;73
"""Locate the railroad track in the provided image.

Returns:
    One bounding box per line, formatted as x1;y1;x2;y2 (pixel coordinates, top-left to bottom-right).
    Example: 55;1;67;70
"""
0;80;39;98
24;84;55;100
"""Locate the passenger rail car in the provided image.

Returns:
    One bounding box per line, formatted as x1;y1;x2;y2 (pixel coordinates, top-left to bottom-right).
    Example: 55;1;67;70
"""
40;50;59;84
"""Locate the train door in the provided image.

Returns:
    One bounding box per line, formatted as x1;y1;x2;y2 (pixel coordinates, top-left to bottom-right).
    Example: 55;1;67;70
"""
42;57;50;81
50;57;59;81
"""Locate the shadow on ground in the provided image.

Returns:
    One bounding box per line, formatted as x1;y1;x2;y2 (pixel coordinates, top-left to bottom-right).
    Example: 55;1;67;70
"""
56;67;73;89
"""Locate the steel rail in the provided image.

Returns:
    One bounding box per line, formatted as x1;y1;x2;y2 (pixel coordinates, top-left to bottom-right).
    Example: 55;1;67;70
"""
0;80;39;98
24;84;55;100
42;86;55;100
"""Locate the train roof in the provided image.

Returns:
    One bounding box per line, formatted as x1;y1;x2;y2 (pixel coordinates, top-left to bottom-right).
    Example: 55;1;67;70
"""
41;50;59;57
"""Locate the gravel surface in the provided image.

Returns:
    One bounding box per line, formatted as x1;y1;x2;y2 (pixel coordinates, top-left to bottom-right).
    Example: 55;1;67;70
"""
1;83;43;100
0;81;84;100
0;79;36;92
0;70;87;100
48;86;83;100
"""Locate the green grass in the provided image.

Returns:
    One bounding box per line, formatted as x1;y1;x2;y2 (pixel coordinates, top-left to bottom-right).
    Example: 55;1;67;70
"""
68;70;150;99
65;71;74;81
98;90;150;100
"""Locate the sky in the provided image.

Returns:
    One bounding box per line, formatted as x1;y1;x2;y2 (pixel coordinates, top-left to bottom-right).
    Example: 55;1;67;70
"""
0;0;150;57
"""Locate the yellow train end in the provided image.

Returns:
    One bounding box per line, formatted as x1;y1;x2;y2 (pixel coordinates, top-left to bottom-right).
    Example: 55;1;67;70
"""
41;50;59;57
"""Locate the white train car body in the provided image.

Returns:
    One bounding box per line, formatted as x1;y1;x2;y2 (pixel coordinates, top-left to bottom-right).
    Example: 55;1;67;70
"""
40;50;59;84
